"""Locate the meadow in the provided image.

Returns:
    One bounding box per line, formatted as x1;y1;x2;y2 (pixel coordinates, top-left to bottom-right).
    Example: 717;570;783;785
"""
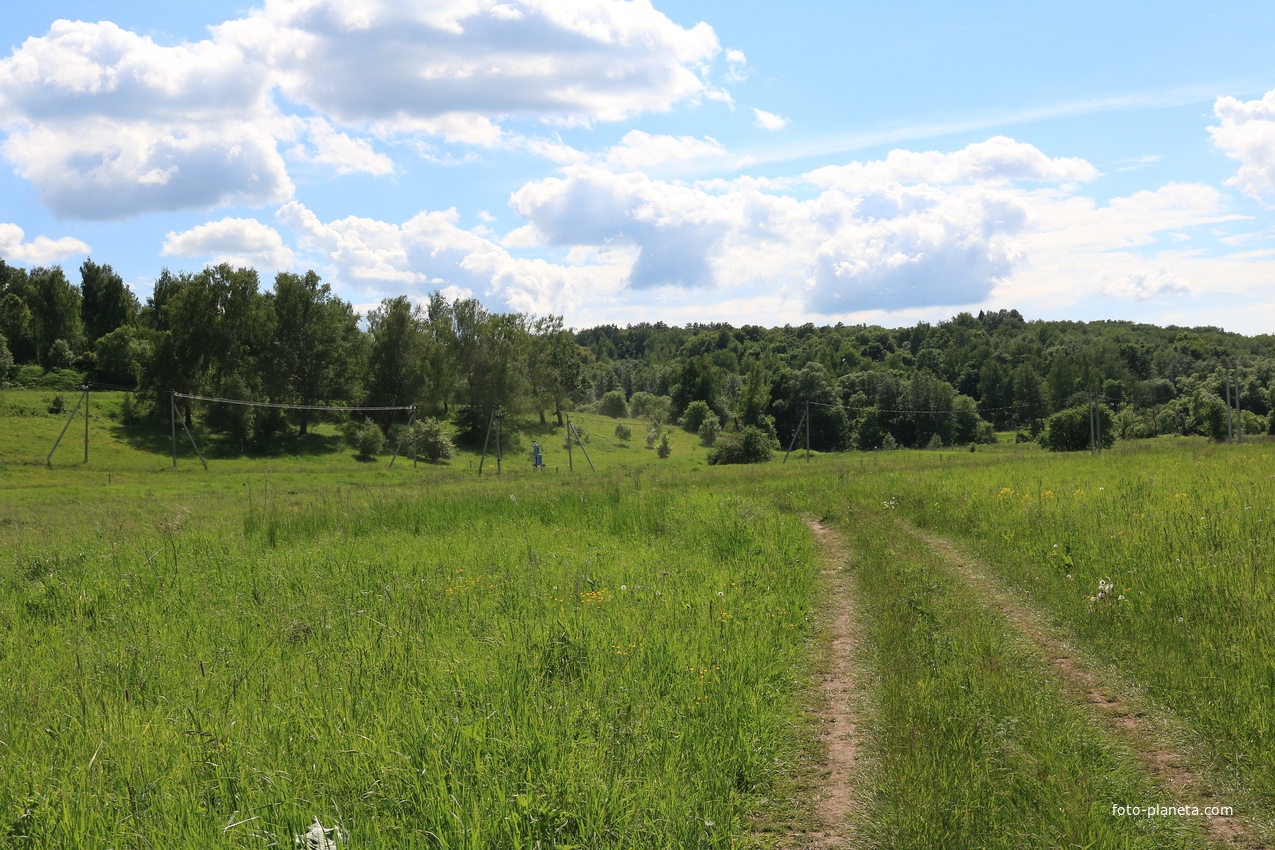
1;389;1271;847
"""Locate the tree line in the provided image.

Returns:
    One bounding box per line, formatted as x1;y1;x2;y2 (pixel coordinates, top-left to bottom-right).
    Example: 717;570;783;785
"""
3;256;1274;454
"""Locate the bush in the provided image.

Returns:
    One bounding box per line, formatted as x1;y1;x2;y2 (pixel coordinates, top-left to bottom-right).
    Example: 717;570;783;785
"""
645;425;660;449
698;412;721;446
47;339;75;370
0;332;12;384
614;424;632;443
680;400;712;433
48;393;66;415
707;426;775;465
598;390;629;419
409;417;456;462
656;433;671;458
119;393;137;426
1037;404;1115;452
629;392;672;424
352;418;385;460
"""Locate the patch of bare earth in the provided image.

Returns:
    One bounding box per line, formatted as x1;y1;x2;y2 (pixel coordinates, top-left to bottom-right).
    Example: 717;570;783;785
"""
903;521;1258;849
797;518;863;849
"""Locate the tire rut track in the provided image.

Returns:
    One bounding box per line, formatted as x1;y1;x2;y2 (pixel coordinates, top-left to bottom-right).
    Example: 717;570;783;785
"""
902;519;1257;849
800;518;863;849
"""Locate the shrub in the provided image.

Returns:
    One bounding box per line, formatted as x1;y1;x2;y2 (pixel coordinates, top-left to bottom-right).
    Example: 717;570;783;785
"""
707;426;774;465
1037;404;1115;452
629;392;672;424
645;425;660;449
698;412;721;446
614;424;632;443
48;393;66;415
409;417;456;462
0;332;12;384
656;433;671;458
119;393;137;426
352;418;385;460
47;339;75;370
598;390;629;419
680;400;712;433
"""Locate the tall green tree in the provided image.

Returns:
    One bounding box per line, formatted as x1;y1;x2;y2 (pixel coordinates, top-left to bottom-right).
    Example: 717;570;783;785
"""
145;265;271;427
364;296;428;426
525;315;585;425
422;291;460;415
80;258;138;344
26;266;84;365
266;270;364;435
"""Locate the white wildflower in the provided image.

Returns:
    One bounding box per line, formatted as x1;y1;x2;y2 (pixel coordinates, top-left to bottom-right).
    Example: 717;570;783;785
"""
297;818;344;850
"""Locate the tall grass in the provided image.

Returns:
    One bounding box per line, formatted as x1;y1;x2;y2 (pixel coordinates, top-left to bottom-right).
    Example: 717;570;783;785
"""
0;473;816;847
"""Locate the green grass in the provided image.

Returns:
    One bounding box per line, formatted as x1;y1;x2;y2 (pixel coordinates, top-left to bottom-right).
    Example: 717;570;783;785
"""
819;439;1275;810
829;501;1198;848
2;394;1271;846
0;397;816;847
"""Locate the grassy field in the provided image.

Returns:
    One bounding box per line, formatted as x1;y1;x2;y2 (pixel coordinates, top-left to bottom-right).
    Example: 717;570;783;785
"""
2;389;1271;847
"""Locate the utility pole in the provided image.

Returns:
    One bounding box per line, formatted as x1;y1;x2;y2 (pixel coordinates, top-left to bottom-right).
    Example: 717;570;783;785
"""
479;405;497;475
171;393;178;468
1226;365;1234;444
805;400;811;462
1229;361;1239;446
1088;391;1096;455
1095;393;1102;455
565;415;574;472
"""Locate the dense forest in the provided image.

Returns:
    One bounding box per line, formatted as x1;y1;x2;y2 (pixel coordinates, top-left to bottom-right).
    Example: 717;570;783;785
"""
3;257;1273;456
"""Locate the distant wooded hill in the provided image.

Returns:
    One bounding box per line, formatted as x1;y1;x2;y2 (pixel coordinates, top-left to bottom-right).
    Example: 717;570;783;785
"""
3;256;1271;451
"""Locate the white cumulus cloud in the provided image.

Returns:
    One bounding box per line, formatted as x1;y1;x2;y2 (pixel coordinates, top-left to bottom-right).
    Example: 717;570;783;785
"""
276;200;625;316
0;3;722;220
222;0;720;132
0;223;89;264
162;217;296;270
806;137;1098;191
0;20;292;219
601;130;732;170
752;108;789;131
288;118;395;176
1211;89;1275;202
503;138;1237;318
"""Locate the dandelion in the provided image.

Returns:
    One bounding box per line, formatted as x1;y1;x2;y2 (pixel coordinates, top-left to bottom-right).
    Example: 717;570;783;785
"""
717;591;724;597
620;585;627;591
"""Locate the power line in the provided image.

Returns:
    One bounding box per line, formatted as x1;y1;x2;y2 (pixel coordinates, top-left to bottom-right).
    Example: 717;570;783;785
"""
171;393;413;413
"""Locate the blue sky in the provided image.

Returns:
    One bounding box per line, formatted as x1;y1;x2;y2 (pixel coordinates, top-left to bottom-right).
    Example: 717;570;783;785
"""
4;1;1275;333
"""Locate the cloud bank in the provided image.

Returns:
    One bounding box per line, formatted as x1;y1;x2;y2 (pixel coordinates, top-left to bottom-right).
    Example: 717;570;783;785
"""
0;2;721;218
243;136;1236;323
